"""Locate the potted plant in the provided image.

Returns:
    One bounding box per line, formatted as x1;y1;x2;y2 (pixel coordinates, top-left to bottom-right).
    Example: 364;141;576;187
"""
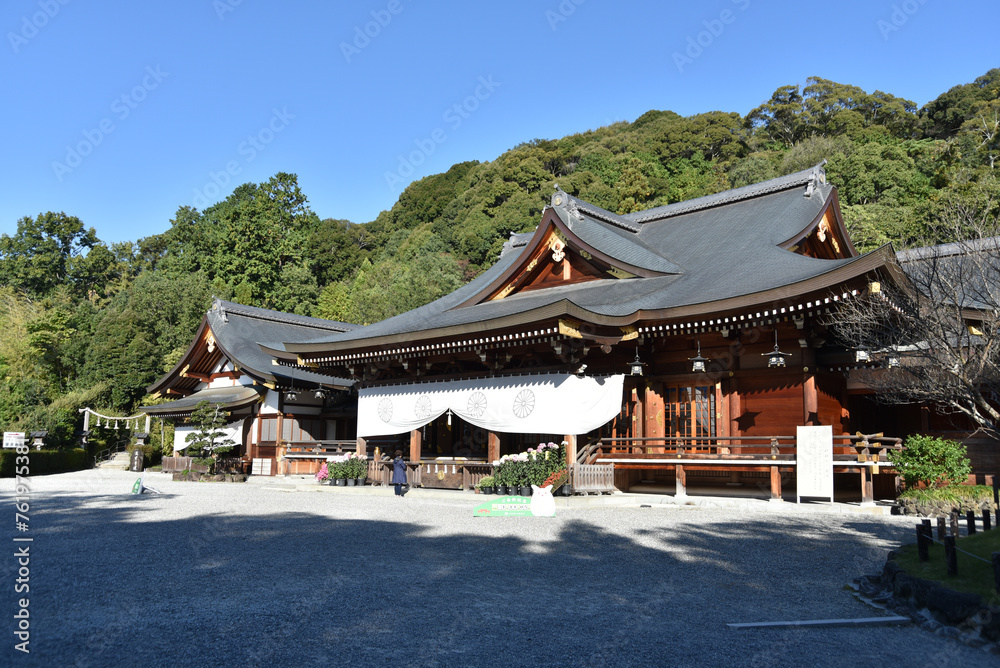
315;462;330;484
493;457;510;495
349;452;367;485
478;475;495;495
514;453;532;496
327;455;347;485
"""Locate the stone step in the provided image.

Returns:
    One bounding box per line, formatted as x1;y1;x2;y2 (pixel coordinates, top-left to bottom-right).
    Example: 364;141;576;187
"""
96;452;131;469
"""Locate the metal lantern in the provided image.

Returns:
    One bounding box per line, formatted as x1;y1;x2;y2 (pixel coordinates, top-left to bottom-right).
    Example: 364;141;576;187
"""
763;330;791;368
629;348;645;376
855;346;871;363
689;340;708;373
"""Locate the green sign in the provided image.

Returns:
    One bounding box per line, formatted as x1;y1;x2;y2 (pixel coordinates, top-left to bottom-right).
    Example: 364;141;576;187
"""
132;478;142;494
473;496;531;516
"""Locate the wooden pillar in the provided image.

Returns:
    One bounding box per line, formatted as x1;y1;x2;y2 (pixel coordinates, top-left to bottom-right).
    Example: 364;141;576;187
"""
276;412;285;476
356;436;367;457
564;434;577;468
487;432;500;464
728;379;742;445
632;384;645;441
769;466;782;501
409;429;421;463
675;464;687;497
728;379;742;484
860;466;874;505
803;374;818;426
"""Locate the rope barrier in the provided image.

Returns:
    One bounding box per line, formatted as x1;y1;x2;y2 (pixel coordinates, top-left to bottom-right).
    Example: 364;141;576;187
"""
79;408;145;422
926;531;992;564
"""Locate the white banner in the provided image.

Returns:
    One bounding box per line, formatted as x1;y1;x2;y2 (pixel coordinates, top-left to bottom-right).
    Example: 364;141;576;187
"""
358;373;625;438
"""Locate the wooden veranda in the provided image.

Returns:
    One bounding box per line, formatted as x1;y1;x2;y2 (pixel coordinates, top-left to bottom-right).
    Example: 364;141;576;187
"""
580;434;902;503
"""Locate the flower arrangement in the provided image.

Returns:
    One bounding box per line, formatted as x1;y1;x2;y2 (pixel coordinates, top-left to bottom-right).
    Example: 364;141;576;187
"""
315;462;330;483
326;454;347;480
325;452;368;480
541;468;568;491
492;442;567;488
346;452;368;480
477;475;495;490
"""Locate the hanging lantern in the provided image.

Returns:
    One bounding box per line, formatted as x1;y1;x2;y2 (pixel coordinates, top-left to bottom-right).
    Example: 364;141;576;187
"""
855;346;871;363
629;348;645;376
689;339;708;373
763;330;791;368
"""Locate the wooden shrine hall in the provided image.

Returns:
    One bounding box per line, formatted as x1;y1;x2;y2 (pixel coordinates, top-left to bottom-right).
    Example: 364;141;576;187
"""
140;299;358;476
267;163;915;501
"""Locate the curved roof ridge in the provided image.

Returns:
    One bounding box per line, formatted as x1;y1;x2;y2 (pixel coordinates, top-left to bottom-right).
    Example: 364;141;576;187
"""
550;187;640;233
213;298;355;332
896;235;1000;263
626;161;828;223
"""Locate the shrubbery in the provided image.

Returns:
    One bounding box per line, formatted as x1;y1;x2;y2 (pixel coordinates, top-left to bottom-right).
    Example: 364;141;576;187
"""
889;435;972;489
0;449;88;477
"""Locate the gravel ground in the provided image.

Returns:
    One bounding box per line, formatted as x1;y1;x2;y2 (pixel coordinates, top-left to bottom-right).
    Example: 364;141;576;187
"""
1;469;995;668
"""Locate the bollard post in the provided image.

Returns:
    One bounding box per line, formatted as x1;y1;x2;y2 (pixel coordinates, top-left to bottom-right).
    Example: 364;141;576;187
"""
967;510;978;535
993;475;999;507
936;516;946;541
916;524;929;562
951;511;960;537
944;536;958;576
994;552;1000;593
985;509;993;532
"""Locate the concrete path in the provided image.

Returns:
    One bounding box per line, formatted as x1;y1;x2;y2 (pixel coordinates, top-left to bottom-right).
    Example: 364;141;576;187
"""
1;469;994;667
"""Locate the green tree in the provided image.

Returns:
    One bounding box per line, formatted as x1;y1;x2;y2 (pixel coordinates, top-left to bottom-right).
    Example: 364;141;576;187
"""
746;84;810;147
0;212;98;297
184;401;236;459
890;435;972;490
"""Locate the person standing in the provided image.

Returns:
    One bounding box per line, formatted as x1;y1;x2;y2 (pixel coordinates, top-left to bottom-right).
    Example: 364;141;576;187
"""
392;449;408;497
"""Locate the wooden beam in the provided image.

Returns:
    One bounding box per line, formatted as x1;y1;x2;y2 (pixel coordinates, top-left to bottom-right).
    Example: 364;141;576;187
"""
860;466;873;505
675;464;686;497
770;465;782;501
275;412;285;476
803;373;818;426
564;435;577;468
488;432;500;464
409;429;421;463
357;436;367;458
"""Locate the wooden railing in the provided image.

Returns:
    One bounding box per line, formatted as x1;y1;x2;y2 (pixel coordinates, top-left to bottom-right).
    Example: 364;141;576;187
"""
366;460;423;487
590;434;903;462
587;433;903;502
462;463;493;490
571;463;615;494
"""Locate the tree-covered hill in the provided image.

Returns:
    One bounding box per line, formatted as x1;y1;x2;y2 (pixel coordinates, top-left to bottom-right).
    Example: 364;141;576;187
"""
1;69;997;449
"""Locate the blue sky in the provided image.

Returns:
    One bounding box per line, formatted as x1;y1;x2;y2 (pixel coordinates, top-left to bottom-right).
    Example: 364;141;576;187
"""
2;0;997;245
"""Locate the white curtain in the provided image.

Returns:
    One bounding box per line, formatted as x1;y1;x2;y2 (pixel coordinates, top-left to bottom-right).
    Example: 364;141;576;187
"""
358;373;625;438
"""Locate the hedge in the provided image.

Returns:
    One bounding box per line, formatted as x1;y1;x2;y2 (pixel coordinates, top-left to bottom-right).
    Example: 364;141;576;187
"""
0;449;89;477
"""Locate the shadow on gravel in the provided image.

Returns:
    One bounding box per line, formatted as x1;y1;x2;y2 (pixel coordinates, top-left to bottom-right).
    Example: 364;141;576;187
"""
8;496;988;668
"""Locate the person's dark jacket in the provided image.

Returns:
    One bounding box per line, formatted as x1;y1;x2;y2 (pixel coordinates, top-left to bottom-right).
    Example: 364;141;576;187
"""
391;457;407;485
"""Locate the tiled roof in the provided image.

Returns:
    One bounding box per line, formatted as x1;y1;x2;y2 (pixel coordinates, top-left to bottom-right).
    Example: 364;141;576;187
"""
283;162;885;352
139;385;264;416
207;299;354;387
